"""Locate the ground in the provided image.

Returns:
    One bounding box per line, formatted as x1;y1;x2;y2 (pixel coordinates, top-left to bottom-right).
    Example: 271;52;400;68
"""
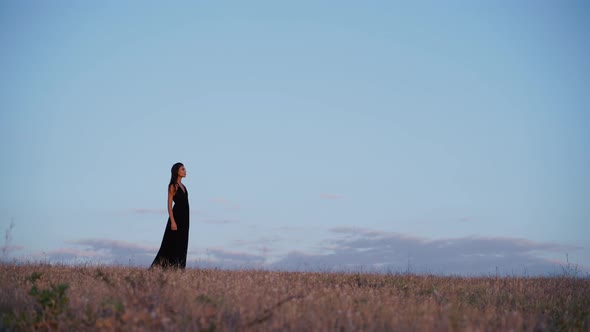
1;264;589;331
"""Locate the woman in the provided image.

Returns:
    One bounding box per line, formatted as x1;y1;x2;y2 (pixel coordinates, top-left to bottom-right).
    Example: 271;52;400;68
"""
150;162;190;270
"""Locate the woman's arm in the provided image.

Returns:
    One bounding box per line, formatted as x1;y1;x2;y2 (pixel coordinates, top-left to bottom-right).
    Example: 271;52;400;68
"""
168;184;177;231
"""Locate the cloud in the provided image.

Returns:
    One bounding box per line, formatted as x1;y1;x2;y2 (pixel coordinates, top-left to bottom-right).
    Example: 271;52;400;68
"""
1;244;25;257
231;240;251;246
65;238;157;255
271;228;586;276
230;236;282;246
320;193;344;200
132;208;168;214
210;197;240;211
458;217;471;223
34;239;160;266
13;229;587;276
329;226;391;238
206;248;265;263
117;208;168;215
201;219;239;224
39;247;110;259
273;226;305;232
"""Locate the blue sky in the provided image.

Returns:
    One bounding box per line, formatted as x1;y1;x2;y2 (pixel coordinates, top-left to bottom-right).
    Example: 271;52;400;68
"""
1;1;589;275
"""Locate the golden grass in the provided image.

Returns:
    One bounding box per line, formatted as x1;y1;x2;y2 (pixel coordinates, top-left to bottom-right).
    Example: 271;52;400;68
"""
1;263;588;331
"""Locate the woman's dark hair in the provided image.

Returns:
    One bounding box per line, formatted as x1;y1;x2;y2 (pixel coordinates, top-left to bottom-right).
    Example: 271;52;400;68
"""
169;162;184;189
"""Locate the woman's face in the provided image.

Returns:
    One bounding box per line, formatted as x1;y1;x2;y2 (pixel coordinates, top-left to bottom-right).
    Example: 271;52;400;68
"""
178;166;187;178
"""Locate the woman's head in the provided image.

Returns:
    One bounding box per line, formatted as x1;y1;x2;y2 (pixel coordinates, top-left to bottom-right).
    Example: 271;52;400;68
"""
169;162;186;186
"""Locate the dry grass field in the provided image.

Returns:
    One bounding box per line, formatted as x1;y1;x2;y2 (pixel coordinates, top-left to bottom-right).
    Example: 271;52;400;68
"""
0;263;589;331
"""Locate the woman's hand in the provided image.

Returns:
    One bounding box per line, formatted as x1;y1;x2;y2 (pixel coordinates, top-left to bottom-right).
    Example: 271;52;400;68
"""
168;185;178;231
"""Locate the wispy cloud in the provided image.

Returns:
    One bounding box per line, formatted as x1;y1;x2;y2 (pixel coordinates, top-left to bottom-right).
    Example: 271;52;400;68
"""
210;197;240;211
272;228;585;275
65;239;158;255
231;240;251;246
329;226;392;238
206;248;265;263
201;219;239;224
12;229;587;276
33;239;159;266
458;217;472;223
40;247;109;259
231;236;282;246
273;226;305;232
320;193;344;200
115;208;167;216
1;244;25;257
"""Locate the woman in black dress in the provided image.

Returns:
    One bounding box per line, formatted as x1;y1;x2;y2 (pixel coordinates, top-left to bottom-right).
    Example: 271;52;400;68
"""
150;162;190;270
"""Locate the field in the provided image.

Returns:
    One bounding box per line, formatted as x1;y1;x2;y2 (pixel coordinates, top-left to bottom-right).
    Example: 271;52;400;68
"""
1;264;589;331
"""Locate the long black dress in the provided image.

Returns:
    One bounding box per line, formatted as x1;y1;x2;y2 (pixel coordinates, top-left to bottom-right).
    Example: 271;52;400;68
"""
150;183;190;270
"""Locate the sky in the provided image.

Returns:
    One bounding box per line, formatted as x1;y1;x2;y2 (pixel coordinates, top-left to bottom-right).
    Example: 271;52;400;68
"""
1;1;589;276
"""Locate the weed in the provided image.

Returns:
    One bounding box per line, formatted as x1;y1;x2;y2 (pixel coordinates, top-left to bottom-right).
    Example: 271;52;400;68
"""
29;283;69;321
0;264;588;330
